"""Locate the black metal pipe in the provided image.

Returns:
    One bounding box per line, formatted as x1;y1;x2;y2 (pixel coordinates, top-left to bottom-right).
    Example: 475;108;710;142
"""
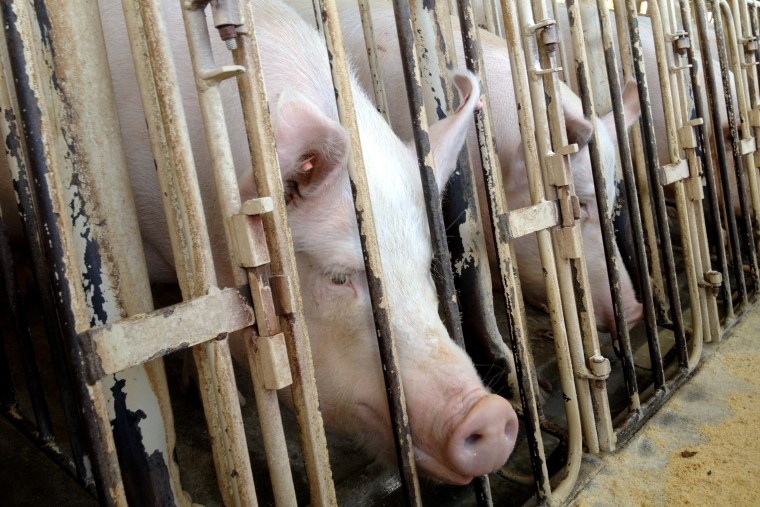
388;0;466;351
694;0;749;309
712;1;760;297
623;0;688;374
455;0;550;500
2;2;118;502
0;40;92;489
0;212;54;440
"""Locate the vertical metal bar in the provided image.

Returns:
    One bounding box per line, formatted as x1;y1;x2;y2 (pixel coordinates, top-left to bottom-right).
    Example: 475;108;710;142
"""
231;3;338;504
509;0;585;497
458;0;554;501
117;0;257;504
694;0;744;318
679;0;732;336
313;0;422;503
592;0;651;412
2;2;128;502
623;0;687;375
358;0;391;120
181;2;317;505
716;1;760;290
646;0;703;369
389;0;465;349
0;6;93;484
0;207;54;440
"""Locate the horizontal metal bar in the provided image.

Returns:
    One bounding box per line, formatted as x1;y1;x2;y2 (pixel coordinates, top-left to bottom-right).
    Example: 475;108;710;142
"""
500;200;560;240
79;286;254;382
658;158;690;186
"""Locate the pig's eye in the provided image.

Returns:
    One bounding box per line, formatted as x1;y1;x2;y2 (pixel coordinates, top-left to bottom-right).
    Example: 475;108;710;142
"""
579;202;589;219
330;273;348;285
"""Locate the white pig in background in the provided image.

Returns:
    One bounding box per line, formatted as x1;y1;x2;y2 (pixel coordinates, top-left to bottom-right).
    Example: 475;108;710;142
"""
287;0;644;334
89;0;518;485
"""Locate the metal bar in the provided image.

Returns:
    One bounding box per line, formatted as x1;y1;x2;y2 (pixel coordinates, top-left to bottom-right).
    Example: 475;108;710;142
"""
511;0;585;498
717;0;760;290
701;0;751;308
79;287;255;382
0;207;54;440
180;3;306;503
2;2;129;502
231;2;338;503
647;0;703;370
314;0;423;502
457;0;552;500
357;0;391;120
0;6;93;484
118;1;256;504
390;0;466;349
623;0;687;379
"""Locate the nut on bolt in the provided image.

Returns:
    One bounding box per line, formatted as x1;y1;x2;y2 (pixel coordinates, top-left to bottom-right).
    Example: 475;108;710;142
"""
218;24;238;51
541;24;559;54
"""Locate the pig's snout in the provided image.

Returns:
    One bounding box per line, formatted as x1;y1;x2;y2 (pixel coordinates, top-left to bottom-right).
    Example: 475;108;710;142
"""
444;394;518;481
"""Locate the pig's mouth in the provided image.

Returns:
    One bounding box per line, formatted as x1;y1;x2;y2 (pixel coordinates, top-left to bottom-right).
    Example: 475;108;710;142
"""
412;445;476;485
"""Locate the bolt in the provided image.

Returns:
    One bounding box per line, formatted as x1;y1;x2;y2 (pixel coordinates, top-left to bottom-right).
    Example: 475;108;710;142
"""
217;24;238;51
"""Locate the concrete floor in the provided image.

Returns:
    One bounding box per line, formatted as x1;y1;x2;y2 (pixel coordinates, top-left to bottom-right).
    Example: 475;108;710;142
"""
569;302;760;506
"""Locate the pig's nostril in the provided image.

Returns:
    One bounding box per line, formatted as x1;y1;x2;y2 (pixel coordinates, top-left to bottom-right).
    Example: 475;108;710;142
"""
446;394;518;478
464;433;482;448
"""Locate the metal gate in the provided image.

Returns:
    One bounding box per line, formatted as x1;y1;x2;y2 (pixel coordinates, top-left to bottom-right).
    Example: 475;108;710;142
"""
0;0;757;505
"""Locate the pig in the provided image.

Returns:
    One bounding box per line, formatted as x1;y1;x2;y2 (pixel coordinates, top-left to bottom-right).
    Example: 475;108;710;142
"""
88;0;518;485
286;0;644;334
557;6;745;216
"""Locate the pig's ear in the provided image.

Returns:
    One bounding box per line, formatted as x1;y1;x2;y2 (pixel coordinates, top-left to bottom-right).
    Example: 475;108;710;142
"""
428;71;481;191
273;89;348;204
600;80;641;142
565;112;594;148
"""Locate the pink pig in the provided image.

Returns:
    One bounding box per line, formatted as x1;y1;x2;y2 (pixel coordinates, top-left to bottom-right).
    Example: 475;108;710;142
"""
286;0;644;334
92;0;518;485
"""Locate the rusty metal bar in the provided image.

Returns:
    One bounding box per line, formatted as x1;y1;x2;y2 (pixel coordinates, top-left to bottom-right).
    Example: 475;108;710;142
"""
623;0;689;376
647;0;704;369
510;0;585;497
79;287;255;382
358;0;391;120
389;0;466;350
693;0;741;320
716;0;760;290
117;1;257;504
0;10;93;484
456;0;552;500
3;1;132;502
180;2;305;504
231;2;339;504
312;0;422;502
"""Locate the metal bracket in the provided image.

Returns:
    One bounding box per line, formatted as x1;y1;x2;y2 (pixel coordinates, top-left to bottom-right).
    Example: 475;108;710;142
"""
588;354;612;379
546;152;569;187
553;223;582;260
231;197;274;268
250;332;293;390
658;159;690;186
701;270;723;296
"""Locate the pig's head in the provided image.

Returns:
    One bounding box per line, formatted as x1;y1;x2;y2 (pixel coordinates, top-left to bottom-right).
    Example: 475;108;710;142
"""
508;82;644;334
267;71;518;484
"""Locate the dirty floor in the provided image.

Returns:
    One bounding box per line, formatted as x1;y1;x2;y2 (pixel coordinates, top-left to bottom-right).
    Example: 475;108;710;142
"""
570;302;760;506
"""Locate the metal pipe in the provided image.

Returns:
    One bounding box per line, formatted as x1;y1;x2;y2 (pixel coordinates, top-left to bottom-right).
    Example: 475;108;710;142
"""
457;0;552;500
311;0;422;502
0;7;93;484
230;1;338;502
